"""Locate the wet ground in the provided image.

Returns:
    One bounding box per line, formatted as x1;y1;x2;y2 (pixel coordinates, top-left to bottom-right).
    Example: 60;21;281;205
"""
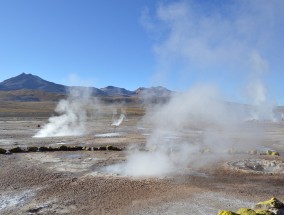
1;117;284;214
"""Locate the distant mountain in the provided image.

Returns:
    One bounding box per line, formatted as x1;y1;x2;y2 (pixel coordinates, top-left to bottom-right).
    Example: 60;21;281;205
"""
0;73;67;93
101;86;136;97
135;86;172;97
135;86;173;104
0;73;173;101
0;73;108;96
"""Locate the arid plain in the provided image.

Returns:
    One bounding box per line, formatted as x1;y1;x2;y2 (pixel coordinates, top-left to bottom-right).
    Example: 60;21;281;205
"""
1;101;284;215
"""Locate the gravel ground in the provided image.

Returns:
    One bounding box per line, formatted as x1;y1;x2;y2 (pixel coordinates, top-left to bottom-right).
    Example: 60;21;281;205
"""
1;117;284;214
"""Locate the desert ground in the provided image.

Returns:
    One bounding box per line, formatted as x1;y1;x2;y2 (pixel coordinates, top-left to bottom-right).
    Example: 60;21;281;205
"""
1;102;284;215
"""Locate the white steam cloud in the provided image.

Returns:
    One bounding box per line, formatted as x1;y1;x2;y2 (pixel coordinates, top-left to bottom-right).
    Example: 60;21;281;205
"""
108;86;253;177
106;1;284;177
111;113;125;127
246;52;276;121
142;0;283;109
34;87;94;137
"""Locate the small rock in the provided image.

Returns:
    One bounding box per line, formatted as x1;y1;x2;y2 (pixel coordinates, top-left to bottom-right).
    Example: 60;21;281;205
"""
255;209;274;215
68;146;83;151
266;150;280;156
83;147;92;151
253;164;264;171
98;146;107;151
0;148;6;154
27;146;38;152
271;151;280;156
106;145;122;151
236;208;256;215
10;147;24;153
58;145;68;151
218;210;238;215
38;146;49;152
254;197;284;210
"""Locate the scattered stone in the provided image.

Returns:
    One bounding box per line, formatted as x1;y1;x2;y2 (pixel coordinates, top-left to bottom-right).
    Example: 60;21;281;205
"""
254;197;284;210
68;146;83;151
5;144;121;153
218;197;284;215
38;146;50;152
236;208;256;215
47;146;57;151
27;204;49;213
106;145;113;150
58;145;68;151
106;145;122;151
268;208;284;215
218;210;238;215
266;150;280;156
56;145;83;151
255;210;274;215
271;152;280;156
27;146;38;152
83;147;92;151
37;124;41;128
10;147;24;153
0;148;6;154
98;146;107;151
247;163;264;171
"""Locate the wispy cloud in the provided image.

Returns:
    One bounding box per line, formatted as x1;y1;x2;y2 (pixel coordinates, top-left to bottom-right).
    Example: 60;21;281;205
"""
142;0;284;90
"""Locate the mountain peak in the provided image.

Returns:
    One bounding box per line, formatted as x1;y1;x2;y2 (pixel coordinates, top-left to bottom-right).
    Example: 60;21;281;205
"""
0;73;66;93
0;73;173;100
100;86;136;97
135;86;172;97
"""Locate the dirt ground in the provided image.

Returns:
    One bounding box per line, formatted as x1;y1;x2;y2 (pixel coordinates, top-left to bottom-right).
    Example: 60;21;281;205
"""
1;116;284;215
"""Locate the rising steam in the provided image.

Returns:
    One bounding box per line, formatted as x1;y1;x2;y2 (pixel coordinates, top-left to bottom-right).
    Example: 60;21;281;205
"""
246;52;276;121
105;1;284;177
34;87;93;137
106;86;253;177
111;113;125;127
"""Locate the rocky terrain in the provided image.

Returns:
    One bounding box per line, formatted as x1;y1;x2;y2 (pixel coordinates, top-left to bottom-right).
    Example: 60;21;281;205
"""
1;73;284;215
1;113;284;215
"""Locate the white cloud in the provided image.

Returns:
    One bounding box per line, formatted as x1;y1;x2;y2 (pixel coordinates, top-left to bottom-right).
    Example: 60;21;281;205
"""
143;0;284;85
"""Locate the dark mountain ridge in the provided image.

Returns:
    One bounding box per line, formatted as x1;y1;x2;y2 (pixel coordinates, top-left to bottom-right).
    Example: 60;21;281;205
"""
100;86;136;97
0;73;173;101
0;73;67;93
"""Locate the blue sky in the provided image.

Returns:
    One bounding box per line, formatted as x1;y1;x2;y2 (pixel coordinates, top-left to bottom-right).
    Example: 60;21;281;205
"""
0;0;284;104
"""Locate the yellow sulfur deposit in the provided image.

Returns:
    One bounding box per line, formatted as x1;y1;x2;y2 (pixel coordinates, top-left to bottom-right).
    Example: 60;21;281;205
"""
217;197;284;215
218;210;238;215
266;150;280;156
255;210;274;215
255;197;284;210
236;208;256;215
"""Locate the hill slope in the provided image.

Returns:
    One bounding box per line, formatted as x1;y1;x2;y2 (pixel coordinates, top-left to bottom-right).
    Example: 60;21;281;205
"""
0;73;173;102
0;73;67;93
0;90;66;102
100;86;136;97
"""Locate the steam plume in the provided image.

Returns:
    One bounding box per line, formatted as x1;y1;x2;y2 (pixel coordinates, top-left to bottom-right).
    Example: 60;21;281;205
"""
107;1;284;177
34;87;93;137
246;52;276;121
109;86;252;177
111;113;125;127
